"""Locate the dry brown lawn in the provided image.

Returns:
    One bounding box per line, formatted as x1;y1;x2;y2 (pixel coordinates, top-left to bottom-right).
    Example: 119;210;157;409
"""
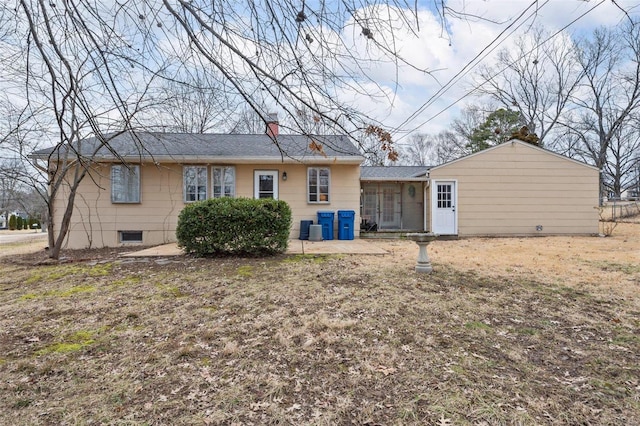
1;220;639;425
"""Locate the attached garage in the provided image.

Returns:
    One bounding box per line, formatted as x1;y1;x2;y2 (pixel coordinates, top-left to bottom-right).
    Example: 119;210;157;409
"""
427;140;600;236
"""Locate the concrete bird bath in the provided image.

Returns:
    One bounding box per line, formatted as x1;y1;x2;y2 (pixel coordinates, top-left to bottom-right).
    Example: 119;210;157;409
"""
406;233;438;273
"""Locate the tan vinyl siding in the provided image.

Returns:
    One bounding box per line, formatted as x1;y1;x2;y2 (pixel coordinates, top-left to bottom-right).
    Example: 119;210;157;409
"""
428;141;599;236
53;162;360;249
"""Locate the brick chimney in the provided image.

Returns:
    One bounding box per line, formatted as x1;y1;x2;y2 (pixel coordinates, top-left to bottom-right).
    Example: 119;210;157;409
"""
266;113;279;137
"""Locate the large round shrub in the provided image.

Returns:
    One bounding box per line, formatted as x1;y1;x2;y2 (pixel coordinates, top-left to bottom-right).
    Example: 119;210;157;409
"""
176;197;292;256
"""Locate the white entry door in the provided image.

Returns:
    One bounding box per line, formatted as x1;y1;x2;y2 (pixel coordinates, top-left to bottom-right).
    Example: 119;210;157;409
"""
431;180;457;235
254;170;279;199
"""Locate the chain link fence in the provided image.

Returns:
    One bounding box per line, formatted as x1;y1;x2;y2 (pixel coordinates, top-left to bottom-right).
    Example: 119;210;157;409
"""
602;201;640;221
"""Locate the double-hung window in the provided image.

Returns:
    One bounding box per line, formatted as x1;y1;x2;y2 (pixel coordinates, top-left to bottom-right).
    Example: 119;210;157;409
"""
212;166;235;198
308;167;330;203
111;164;140;203
184;166;208;202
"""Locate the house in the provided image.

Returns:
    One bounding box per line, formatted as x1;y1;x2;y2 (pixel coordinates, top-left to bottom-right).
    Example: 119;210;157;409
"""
361;140;600;236
32;132;599;250
31;118;363;249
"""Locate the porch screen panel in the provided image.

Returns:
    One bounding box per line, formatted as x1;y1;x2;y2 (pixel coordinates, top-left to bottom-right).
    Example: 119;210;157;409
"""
402;183;423;230
362;189;377;222
382;187;395;222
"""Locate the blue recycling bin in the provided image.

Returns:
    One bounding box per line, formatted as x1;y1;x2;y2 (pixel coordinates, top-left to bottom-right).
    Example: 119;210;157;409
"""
337;210;355;240
299;220;313;240
317;211;335;240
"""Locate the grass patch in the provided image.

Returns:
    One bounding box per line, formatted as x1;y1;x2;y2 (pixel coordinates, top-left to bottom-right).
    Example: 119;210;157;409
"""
35;330;96;356
110;276;142;287
20;285;95;300
236;265;253;278
464;321;492;331
12;399;33;409
155;283;187;298
515;327;538;335
24;263;112;285
283;254;332;264
589;260;640;275
612;333;640;345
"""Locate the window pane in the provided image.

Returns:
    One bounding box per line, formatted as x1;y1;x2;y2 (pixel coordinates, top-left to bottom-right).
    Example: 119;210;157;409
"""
112;165;140;203
437;184;451;208
197;185;207;200
224;167;235;197
308;167;330;203
212;166;235;198
212;168;222;198
259;175;273;192
308;169;317;185
184;166;207;202
319;169;329;180
197;167;207;200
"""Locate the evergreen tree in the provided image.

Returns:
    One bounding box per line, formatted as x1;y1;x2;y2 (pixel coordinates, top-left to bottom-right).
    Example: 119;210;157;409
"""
467;108;528;152
508;126;540;146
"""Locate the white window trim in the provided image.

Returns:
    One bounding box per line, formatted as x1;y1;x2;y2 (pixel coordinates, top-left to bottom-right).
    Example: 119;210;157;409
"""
307;167;331;204
111;164;141;204
183;165;208;203
212;166;236;198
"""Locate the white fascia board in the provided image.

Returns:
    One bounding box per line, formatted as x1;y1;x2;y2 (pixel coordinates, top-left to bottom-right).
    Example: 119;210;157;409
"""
95;155;364;165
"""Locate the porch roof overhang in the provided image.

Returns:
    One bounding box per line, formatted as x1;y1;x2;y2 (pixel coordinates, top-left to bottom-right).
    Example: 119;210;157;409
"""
360;177;428;182
360;165;431;182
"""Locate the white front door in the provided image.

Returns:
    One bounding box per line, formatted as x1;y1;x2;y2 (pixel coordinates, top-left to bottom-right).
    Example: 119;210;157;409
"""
254;170;279;199
431;180;457;235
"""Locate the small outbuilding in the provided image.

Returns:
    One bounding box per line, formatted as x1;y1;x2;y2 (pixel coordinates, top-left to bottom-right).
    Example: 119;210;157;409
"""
361;140;600;236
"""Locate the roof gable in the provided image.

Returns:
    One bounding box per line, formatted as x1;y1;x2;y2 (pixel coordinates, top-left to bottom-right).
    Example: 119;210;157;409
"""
430;139;599;172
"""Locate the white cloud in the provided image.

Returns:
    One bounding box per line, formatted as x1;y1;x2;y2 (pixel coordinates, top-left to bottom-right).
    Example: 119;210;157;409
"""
337;0;640;137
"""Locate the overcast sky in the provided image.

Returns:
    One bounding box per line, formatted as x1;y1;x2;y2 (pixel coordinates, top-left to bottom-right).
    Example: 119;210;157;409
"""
352;0;640;141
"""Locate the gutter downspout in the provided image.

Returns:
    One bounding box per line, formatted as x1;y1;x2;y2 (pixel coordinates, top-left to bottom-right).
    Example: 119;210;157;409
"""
424;172;430;232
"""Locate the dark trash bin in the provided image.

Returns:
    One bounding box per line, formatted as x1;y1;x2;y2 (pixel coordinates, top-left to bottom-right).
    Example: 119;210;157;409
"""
317;211;335;240
338;210;355;240
299;220;313;240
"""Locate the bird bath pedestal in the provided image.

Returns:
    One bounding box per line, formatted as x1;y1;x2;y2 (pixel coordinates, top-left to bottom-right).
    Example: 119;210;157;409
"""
406;233;437;273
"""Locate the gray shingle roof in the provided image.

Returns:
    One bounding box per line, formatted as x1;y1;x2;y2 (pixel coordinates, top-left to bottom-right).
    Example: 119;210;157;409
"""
360;166;431;180
31;132;362;163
